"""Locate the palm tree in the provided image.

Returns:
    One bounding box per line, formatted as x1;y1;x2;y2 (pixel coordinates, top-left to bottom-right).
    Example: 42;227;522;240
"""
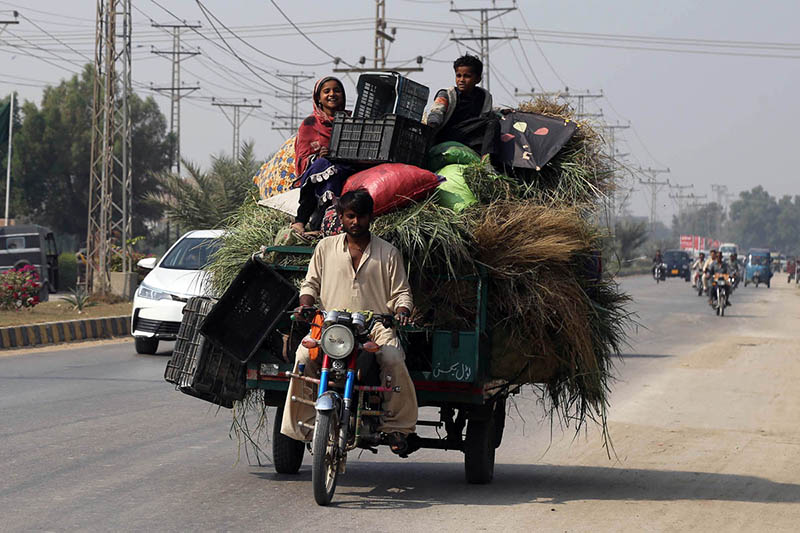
149;142;261;229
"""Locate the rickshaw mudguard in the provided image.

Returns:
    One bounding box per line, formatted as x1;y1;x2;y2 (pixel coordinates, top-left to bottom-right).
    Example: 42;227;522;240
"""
316;390;341;412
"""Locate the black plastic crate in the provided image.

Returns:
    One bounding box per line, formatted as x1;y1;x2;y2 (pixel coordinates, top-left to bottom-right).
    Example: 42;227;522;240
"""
164;296;209;385
354;72;430;122
164;296;245;409
200;258;298;364
329;114;431;167
179;335;245;408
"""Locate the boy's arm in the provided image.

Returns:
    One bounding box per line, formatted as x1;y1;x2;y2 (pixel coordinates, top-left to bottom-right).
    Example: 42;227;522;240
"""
425;89;450;128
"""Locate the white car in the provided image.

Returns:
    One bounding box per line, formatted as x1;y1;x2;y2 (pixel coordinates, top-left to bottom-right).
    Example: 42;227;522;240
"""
131;229;223;354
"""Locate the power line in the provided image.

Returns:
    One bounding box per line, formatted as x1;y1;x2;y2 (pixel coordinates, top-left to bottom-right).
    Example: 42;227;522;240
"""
516;36;800;60
0;1;94;23
147;0;296;94
17;12;93;63
196;0;330;67
269;0;355;68
517;8;567;89
195;1;294;96
0;33;84;74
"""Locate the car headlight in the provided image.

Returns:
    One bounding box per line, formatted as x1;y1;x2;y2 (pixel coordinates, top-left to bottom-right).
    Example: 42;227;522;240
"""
320;324;355;359
136;283;172;301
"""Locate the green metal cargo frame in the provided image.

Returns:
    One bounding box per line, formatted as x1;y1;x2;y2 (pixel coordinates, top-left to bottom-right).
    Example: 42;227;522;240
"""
246;246;492;407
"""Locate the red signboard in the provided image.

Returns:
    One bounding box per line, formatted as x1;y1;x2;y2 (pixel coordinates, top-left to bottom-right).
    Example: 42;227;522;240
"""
680;235;693;249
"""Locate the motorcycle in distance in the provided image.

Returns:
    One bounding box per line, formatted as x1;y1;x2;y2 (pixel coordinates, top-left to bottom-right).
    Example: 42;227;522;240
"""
654;262;667;283
288;306;402;506
710;273;730;316
693;269;705;296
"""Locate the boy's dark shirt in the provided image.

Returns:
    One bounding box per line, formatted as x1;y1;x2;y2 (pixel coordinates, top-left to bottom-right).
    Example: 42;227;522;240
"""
437;88;486;140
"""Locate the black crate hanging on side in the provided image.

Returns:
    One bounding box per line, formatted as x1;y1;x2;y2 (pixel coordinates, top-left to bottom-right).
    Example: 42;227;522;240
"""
200;258;299;364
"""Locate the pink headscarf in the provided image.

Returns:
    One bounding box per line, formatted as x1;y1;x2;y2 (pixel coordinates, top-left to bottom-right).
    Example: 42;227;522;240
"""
294;76;347;176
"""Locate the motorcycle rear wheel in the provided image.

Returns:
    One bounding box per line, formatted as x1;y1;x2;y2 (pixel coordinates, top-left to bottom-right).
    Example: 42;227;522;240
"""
312;410;340;506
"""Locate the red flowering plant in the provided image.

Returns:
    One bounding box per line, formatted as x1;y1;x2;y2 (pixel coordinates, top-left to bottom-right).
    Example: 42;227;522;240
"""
0;265;42;311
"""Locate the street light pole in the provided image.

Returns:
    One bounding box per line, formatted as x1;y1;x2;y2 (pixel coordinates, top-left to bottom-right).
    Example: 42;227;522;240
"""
4;92;13;227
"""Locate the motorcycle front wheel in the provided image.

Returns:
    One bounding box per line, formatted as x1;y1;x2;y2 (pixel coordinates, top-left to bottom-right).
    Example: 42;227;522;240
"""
312;410;340;506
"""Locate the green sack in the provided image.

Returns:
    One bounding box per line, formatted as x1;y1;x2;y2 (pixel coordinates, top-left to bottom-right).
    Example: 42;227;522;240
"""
426;141;481;172
435;164;478;212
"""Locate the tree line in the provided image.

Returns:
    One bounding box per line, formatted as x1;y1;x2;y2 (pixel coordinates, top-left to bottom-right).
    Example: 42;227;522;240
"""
672;185;800;253
0;66;259;254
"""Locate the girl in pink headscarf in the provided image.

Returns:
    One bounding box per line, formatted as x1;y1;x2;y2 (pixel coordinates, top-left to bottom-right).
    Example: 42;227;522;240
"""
291;76;352;234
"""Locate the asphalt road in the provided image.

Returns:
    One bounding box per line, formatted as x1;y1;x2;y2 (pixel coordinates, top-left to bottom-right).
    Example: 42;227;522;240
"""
2;275;799;532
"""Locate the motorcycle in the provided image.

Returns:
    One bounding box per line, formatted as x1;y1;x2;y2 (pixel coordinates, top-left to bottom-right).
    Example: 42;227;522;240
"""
693;270;704;296
654;262;666;283
710;274;730;317
288;307;401;506
730;270;740;291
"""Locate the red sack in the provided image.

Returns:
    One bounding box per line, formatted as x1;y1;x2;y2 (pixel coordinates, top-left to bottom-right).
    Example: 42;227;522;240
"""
342;163;444;216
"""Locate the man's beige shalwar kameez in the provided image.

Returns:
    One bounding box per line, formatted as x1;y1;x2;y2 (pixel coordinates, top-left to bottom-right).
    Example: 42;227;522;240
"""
280;233;418;441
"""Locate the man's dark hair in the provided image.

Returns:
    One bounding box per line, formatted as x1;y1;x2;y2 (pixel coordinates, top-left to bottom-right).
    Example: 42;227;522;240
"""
453;54;483;78
336;188;374;216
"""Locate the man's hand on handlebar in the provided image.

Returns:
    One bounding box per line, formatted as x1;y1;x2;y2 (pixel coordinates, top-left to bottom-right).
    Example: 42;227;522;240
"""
394;306;411;326
292;295;317;322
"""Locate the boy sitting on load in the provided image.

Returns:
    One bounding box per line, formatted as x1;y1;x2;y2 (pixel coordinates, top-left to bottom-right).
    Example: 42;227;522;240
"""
423;54;500;157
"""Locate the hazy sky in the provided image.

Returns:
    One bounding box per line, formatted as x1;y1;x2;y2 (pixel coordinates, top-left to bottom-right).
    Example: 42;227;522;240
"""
1;0;799;223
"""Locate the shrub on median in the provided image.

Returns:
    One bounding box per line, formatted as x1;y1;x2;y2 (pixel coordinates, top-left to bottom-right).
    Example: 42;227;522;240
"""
0;265;42;310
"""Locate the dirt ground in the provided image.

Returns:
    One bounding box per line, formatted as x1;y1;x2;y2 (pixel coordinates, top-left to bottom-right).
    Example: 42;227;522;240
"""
492;280;800;532
0;300;131;326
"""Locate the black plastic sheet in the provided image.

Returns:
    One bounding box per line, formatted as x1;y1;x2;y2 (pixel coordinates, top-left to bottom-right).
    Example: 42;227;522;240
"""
499;112;577;170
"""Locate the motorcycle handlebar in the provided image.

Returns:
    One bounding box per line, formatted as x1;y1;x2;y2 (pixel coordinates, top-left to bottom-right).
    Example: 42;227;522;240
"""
289;307;398;327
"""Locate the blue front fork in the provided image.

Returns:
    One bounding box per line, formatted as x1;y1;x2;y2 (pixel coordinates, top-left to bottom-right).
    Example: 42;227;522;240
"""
316;361;355;451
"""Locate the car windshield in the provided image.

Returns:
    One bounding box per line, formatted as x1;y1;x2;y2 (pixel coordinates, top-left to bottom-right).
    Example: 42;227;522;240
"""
664;252;687;262
749;255;767;266
160;237;220;270
720;246;736;254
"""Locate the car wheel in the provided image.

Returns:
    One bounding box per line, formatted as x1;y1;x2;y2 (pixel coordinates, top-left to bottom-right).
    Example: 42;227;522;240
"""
135;336;159;354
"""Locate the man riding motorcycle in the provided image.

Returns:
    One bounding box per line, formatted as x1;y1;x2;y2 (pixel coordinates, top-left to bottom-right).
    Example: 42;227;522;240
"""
652;249;664;279
706;252;731;307
702;249;717;295
727;252;741;292
691;252;706;288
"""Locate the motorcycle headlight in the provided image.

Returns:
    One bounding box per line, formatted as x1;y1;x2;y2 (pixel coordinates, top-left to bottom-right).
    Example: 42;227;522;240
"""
320;324;355;359
136;283;171;301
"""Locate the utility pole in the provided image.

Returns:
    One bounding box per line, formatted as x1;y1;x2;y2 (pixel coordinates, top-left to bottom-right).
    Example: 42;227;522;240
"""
604;123;630;163
638;167;670;233
711;184;727;205
334;0;421;74
0;10;19;34
86;0;133;295
211;98;262;159
450;2;517;92
616;184;635;217
668;183;694;217
271;72;314;134
150;22;201;175
374;0;394;69
2;12;19;227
